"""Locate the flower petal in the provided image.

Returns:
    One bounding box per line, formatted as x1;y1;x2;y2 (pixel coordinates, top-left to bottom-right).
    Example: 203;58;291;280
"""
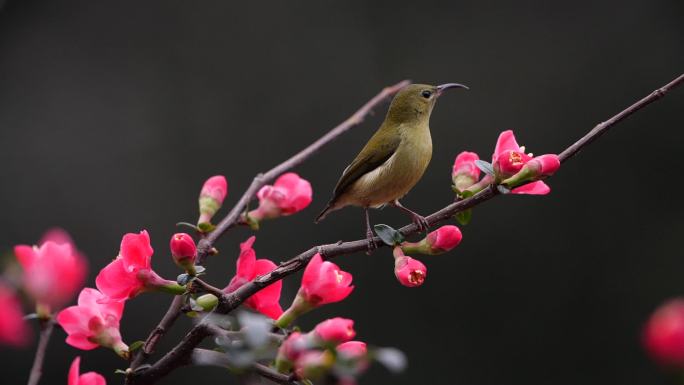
96;258;142;301
68;357;81;385
512;181;551;195
119;230;153;270
492;130;521;159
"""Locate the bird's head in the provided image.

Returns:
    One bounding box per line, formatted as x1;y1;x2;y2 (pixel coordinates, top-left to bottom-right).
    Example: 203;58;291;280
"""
386;83;468;124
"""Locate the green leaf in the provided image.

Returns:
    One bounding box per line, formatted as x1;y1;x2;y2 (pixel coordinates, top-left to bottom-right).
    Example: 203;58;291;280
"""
455;209;472;225
197;222;216;233
176;222;200;231
373;224;405;246
374;347;407;373
129;340;145;353
474;160;494;176
194;265;206;274
114;369;128;375
177;273;191;286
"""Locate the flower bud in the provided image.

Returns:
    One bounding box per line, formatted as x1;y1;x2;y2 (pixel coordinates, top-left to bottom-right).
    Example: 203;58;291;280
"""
501;154;560;188
393;247;427;287
170;233;197;275
402;225;462;255
452;151;481;192
198;175;228;227
643;299;684;368
294;350;335;381
313;317;356;345
275;331;309;373
337;341;369;373
246;173;312;227
0;283;30;347
68;357;106;385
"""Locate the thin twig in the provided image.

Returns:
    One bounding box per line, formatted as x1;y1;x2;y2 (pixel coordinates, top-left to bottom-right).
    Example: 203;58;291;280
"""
27;319;55;385
191;278;225;298
128;74;683;385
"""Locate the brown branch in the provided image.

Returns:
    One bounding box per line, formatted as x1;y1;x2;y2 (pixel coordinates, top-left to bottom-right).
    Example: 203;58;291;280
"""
195;79;411;264
27;319;55;385
191;278;225;298
128;73;683;385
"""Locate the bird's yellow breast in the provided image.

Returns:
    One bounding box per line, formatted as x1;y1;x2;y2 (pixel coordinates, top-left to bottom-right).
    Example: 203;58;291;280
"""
341;124;432;207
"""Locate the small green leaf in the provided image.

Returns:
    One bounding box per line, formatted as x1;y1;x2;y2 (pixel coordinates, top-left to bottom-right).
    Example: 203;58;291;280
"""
455;209;472;225
474;160;494;176
497;185;511;194
374;224;404;246
129;340;145;353
197;222;216;233
177;273;191;286
114;369;128;375
194;265;206;274
23;313;39;320
176;222;200;231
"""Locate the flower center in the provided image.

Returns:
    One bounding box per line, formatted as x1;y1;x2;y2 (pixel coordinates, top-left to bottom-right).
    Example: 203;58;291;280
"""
409;270;425;285
509;151;523;165
334;270;344;284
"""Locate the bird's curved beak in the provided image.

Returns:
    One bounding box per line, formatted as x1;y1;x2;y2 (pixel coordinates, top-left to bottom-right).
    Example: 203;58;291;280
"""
436;83;469;96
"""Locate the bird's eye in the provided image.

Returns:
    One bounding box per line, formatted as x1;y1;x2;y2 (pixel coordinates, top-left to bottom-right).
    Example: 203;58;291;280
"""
421;90;432;98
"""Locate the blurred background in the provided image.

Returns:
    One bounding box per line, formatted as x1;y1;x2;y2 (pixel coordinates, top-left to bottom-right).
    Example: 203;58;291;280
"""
0;0;682;384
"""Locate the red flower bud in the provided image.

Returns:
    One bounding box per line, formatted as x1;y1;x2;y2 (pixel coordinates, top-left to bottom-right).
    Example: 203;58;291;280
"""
643;299;684;368
294;350;335;381
452;151;481;192
248;173;313;224
170;233;197;273
198;175;228;225
313;317;356;345
393;247;427;287
337;341;369;372
0;283;30;347
68;357;106;385
275;331;310;373
426;225;462;254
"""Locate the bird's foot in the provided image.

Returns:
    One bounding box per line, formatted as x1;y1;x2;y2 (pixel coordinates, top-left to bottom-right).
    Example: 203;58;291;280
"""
411;213;430;232
365;229;377;255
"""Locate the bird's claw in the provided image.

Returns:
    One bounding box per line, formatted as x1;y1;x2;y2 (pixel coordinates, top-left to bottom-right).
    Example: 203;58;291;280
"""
412;214;430;232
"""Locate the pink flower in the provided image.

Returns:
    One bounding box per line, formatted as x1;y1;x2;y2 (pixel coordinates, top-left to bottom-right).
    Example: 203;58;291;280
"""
313;317;356;345
337;341;370;373
643;299;684;367
68;357;106;385
294;350;335;381
96;230;180;301
0;283;30;347
452;151;481;192
170;233;197;273
275;331;310;372
427;225;462;252
249;173;313;221
57;288;128;356
198;175;228;225
225;236;283;319
393;247;427;287
275;254;353;328
491;130;555;195
14;233;87;311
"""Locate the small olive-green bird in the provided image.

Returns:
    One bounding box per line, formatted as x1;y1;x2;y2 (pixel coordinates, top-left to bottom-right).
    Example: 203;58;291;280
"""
315;83;468;248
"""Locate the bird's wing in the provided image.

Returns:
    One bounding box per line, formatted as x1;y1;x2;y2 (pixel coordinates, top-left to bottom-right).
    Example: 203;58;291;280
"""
330;127;401;201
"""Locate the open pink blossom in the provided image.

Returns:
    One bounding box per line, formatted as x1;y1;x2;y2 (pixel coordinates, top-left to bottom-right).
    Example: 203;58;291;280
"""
393;247;427;287
275;254;353;328
452;151;481;192
313;317;356;345
96;230;181;301
225;236;283;319
492;130;555;195
68;357;106;385
57;288;128;356
249;173;313;221
643;299;684;367
14;234;87;312
198;175;228;225
0;283;30;347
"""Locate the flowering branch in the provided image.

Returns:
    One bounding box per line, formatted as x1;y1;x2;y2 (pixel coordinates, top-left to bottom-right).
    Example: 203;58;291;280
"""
127;73;683;385
27;319;55;385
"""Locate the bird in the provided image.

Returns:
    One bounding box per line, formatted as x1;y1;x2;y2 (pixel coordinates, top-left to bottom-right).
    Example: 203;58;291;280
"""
315;83;468;250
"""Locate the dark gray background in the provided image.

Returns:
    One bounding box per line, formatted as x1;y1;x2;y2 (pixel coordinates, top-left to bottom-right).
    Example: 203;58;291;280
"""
1;0;682;384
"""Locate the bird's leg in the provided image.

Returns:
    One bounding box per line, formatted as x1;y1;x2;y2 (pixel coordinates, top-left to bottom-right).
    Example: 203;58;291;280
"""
364;208;377;254
391;200;429;232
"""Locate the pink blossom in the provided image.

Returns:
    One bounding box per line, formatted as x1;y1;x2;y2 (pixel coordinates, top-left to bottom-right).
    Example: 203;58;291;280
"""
643;299;684;367
68;357;106;385
225;236;283;319
14;233;87;311
337;341;370;372
294;350;335;381
57;288;128;356
313;317;356;345
275;331;310;372
170;233;197;273
275;254;353;328
198;175;228;225
0;283;30;347
491;130;554;195
425;225;462;254
249;173;313;221
393;248;427;287
96;230;179;301
525;154;561;176
452;151;481;192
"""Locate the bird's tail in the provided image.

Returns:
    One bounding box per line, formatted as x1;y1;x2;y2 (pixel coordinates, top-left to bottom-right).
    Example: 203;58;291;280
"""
314;202;337;224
